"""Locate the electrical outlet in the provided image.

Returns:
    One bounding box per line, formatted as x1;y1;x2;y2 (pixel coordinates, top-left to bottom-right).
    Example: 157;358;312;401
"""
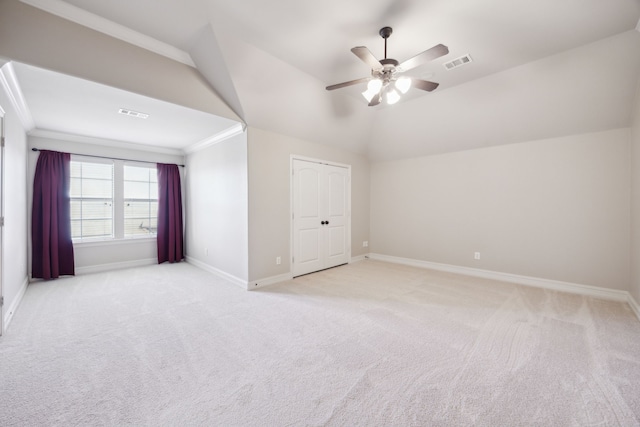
276;256;281;265
363;241;369;247
474;252;480;260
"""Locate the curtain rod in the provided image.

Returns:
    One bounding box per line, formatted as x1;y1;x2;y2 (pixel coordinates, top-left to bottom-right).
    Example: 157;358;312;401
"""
31;148;185;167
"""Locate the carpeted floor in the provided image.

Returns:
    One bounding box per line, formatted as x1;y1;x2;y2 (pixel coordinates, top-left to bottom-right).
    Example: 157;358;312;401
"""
1;260;639;426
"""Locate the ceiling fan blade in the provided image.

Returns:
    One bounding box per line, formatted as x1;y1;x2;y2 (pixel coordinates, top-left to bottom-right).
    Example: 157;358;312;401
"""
351;46;383;71
412;79;440;92
325;77;370;91
397;44;449;72
368;91;382;107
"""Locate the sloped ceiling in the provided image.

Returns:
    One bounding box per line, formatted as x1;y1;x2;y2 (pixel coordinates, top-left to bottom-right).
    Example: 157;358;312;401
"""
16;0;640;159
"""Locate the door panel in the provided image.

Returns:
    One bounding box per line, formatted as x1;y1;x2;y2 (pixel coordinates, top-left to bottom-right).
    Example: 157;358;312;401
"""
327;170;346;217
299;168;320;218
293;161;324;276
323;165;348;268
327;226;346;257
298;228;320;263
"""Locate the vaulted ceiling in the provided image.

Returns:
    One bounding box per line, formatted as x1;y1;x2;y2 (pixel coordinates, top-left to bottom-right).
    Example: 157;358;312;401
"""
10;0;640;159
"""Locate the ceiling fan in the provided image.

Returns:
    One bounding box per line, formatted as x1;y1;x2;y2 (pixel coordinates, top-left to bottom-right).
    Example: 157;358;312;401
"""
326;27;449;106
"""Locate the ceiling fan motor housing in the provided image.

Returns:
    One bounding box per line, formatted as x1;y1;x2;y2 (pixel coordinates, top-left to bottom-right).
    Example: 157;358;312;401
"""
374;58;399;84
379;26;393;39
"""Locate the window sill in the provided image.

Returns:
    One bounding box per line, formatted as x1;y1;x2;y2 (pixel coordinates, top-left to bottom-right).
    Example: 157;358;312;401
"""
73;236;156;248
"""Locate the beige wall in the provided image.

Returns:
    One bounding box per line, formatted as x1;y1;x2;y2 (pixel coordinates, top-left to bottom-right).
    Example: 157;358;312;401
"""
247;127;370;282
371;129;631;290
185;133;249;281
631;81;640;303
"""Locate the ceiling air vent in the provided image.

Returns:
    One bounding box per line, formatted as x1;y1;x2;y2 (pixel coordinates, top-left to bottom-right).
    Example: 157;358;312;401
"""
443;54;473;71
118;108;149;119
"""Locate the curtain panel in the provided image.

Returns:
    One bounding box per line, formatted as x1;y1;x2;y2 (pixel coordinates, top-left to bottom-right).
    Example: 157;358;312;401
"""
31;150;75;279
157;163;184;263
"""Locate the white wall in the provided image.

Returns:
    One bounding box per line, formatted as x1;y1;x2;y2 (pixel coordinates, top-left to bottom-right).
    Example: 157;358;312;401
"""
631;79;640;304
0;80;28;331
247;127;370;283
185;132;248;283
371;129;631;291
27;133;184;275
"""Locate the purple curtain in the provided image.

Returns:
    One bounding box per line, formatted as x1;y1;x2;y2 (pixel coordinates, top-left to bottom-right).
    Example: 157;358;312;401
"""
157;163;184;263
32;150;75;279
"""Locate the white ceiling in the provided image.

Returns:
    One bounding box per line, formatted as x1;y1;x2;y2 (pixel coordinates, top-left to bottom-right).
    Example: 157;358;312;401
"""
8;62;239;151
12;0;640;159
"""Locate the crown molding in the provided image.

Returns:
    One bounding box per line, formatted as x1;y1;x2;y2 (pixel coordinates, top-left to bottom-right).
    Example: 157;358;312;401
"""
19;0;195;67
29;128;185;157
0;62;36;131
183;122;245;154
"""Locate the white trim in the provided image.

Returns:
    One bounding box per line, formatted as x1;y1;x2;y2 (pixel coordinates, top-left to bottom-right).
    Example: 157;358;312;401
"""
185;256;248;290
628;294;640;321
75;257;156;275
19;0;195;67
29;129;184;156
183;123;245;154
368;253;631;303
291;155;351;169
350;254;368;263
73;236;156;249
0;63;36;131
249;272;294;290
3;276;28;333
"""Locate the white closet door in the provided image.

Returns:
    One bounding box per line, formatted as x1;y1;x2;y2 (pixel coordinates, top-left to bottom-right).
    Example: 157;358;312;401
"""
292;159;349;277
293;160;324;277
323;165;349;269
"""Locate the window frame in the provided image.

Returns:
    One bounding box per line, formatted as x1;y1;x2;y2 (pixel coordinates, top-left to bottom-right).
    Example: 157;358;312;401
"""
70;156;158;244
123;163;158;239
70;156;115;242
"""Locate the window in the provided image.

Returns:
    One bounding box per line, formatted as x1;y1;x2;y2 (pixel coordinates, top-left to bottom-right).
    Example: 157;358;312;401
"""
124;165;158;237
70;157;157;241
70;160;114;239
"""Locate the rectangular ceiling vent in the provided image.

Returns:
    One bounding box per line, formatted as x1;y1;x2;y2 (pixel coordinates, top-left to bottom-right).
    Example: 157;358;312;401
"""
118;108;149;119
444;54;473;71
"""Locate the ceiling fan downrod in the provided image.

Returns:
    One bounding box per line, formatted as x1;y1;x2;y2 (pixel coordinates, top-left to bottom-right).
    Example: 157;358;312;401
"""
379;26;392;59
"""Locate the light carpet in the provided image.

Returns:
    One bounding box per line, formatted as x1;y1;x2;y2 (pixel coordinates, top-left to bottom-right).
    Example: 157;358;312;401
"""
1;260;639;426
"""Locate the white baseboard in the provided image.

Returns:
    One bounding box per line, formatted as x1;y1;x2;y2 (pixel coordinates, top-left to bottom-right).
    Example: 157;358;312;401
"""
186;256;248;290
249;272;294;290
3;276;28;334
368;253;632;304
75;258;157;275
250;255;370;291
628;294;640;321
350;254;369;263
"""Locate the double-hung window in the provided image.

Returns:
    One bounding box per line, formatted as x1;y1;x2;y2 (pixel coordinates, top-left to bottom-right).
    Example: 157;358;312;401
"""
70;156;158;242
70;159;114;240
124;165;158;237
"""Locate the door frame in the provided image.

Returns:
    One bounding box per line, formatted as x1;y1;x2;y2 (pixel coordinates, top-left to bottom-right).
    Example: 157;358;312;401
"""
0;104;5;335
290;155;351;276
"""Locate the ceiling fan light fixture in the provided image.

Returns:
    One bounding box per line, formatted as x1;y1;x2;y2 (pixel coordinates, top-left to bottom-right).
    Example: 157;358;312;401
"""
386;88;401;105
362;78;383;102
395;76;411;94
